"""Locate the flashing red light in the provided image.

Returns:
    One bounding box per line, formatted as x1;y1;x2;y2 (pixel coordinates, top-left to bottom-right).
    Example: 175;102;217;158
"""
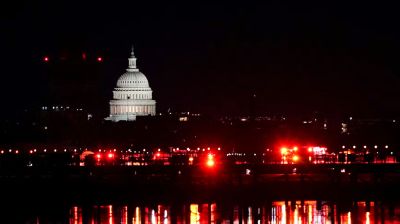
43;56;49;62
107;153;114;159
96;154;101;159
156;153;161;157
206;159;215;167
308;147;313;152
29;150;33;154
97;57;103;62
281;147;288;155
82;52;87;60
206;154;215;167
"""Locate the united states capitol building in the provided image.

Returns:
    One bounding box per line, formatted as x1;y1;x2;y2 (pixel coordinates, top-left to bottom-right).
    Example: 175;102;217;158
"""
106;48;156;122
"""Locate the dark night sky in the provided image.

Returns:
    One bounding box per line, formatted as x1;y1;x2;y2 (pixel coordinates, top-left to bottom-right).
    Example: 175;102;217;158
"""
1;1;400;118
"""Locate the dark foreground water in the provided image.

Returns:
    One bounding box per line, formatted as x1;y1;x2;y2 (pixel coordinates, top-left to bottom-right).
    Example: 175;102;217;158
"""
4;199;400;223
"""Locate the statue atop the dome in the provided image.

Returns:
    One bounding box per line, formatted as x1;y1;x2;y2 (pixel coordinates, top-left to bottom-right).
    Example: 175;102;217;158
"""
130;45;135;57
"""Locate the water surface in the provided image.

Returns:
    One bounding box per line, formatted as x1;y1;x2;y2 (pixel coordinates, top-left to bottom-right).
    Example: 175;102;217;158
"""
7;199;400;223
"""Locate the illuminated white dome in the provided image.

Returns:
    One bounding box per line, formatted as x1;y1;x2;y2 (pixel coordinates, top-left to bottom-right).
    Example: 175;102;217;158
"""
106;47;156;122
116;71;149;88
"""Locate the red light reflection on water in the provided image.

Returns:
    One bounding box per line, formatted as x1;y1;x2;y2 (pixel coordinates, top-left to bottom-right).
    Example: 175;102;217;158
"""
70;206;81;224
66;200;400;223
108;205;113;224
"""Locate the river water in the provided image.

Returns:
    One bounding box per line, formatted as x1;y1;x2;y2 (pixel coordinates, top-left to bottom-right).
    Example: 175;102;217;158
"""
6;199;400;223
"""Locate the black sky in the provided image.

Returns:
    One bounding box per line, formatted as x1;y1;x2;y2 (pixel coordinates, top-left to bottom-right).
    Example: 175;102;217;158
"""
1;1;400;118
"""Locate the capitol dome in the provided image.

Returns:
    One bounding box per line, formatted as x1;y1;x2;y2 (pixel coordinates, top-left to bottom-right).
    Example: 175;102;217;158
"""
116;71;150;88
106;47;156;122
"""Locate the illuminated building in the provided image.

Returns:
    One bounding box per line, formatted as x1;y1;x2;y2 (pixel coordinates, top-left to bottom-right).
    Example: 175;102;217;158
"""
106;47;156;121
